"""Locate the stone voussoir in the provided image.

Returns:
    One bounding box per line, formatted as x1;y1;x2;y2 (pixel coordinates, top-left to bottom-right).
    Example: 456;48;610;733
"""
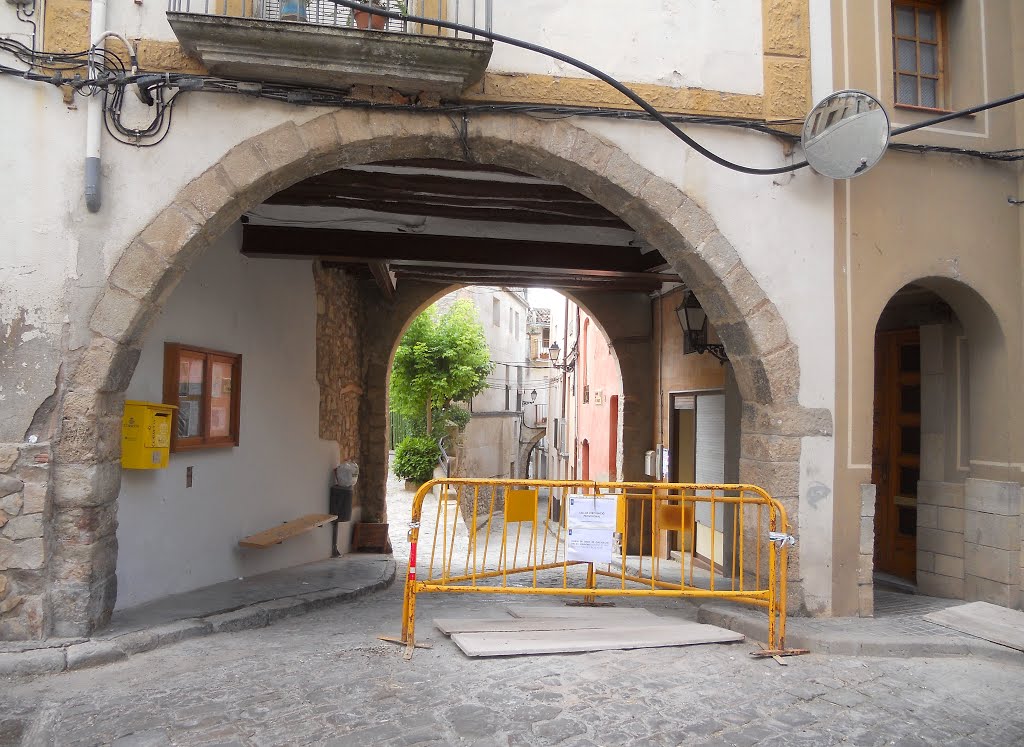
760;343;801;403
218;140;274;196
297;111;344;159
70;337;142;394
720;264;769;319
694;231;742;282
743;302;791;357
108;241;172;302
639;176;690;222
135;204;206;263
89;286;152;343
176;164;240;223
667;194;717;250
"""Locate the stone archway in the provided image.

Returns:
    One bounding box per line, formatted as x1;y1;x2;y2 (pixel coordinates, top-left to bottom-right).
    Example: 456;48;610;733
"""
49;109;830;636
518;429;547;480
358;282;649;526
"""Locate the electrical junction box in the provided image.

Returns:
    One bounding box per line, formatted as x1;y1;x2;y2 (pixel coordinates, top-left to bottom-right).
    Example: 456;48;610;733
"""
121;400;176;469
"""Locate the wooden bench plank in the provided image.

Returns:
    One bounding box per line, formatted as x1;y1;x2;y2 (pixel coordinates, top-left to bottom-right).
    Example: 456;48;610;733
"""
239;513;337;549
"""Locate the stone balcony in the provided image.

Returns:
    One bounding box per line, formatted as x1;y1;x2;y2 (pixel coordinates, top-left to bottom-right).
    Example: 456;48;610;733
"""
166;8;493;97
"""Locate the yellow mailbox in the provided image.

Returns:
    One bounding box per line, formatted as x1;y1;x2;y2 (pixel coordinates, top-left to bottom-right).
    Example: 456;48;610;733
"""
121;401;176;470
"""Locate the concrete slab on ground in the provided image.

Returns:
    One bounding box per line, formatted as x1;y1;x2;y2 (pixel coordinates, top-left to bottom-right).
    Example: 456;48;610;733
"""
436;615;659;635
451;622;744;657
504;604;661;620
104;555;393;636
697;589;1021;661
924;601;1024;652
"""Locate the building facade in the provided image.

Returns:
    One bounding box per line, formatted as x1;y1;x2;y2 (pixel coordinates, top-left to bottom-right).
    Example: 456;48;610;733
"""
0;0;1021;640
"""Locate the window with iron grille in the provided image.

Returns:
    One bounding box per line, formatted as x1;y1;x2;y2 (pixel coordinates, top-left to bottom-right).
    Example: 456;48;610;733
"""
892;1;945;109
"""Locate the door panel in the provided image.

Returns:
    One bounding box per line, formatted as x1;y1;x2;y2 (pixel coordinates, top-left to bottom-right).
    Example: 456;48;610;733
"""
872;329;921;581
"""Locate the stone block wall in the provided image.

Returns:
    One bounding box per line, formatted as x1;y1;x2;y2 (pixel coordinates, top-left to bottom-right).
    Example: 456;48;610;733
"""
314;263;364;503
917;480;965;599
858;484;875;617
963;478;1021;608
0;442;52;639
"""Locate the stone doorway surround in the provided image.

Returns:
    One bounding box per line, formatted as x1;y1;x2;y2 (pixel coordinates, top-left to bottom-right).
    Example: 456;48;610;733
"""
12;110;832;638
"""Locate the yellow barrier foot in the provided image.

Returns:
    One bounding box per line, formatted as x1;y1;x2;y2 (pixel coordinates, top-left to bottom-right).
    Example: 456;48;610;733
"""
565;601;616;608
750;648;810;664
377;635;434;658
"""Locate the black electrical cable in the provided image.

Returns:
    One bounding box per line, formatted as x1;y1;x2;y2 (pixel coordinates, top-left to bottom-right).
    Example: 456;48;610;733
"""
326;0;810;177
4;38;1024;163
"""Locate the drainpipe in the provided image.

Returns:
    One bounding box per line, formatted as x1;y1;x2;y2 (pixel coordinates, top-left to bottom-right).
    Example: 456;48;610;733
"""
85;0;108;213
84;26;138;213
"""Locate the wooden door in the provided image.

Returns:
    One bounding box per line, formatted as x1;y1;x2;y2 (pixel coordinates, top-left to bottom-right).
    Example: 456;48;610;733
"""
872;329;921;581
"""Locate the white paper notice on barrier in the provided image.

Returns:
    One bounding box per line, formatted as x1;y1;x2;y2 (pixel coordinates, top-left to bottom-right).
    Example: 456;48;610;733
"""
565;495;616;563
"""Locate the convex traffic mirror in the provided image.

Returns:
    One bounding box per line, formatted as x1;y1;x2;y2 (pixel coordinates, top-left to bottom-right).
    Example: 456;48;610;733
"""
802;90;890;179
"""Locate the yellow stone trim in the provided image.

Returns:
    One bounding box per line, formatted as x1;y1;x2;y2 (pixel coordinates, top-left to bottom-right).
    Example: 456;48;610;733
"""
462;72;764;119
42;0;812;122
762;0;813;122
42;0;91;56
136;40;208;75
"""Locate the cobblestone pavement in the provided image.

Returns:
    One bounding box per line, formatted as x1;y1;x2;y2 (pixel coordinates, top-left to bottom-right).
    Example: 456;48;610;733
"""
2;476;1022;746
4;573;1024;746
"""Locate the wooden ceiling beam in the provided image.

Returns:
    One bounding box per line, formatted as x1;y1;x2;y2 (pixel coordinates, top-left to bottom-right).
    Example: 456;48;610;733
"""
262;195;624;227
241;224;665;273
270;169;597;205
392;268;666;292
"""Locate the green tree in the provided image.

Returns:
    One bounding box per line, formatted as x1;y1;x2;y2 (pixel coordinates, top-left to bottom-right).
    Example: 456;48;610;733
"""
390;300;493;435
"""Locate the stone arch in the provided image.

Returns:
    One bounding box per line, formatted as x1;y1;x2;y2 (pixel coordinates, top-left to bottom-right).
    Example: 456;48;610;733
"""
51;109;826;635
518;428;547;480
363;283;638;524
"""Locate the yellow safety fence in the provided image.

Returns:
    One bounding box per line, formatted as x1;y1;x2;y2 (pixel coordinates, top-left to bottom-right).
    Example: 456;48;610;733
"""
382;479;794;659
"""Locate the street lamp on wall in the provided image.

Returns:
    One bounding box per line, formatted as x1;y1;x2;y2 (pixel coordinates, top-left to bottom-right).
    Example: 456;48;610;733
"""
675;290;728;364
547;340;575;372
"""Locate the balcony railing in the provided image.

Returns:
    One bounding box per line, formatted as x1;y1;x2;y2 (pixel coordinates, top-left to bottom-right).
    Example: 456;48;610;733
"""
166;0;492;40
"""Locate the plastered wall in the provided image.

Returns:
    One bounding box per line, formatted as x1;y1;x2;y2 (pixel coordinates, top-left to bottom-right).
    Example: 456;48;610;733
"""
116;224;338;609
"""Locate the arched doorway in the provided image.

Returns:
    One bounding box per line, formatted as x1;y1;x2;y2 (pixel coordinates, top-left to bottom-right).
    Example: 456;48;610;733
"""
50;110;823;635
871;279;1018;606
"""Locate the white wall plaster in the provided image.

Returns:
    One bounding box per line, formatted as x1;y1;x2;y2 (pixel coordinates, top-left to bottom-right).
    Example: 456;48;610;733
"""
577;118;837;415
800;435;835;615
488;0;764;94
115;223;338;609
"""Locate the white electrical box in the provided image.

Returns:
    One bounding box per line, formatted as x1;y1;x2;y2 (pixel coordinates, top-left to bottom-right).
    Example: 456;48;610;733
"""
644;449;661;479
644;446;668;480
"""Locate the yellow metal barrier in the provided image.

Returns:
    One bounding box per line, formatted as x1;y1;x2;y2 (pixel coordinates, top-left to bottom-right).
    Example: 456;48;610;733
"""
382;479;794;659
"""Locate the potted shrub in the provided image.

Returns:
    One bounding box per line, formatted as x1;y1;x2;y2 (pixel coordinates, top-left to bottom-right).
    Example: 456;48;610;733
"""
353;0;389;30
393;435;440;488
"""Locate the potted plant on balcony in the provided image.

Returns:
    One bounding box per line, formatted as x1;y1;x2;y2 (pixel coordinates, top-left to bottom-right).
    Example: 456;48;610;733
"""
353;0;389;30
